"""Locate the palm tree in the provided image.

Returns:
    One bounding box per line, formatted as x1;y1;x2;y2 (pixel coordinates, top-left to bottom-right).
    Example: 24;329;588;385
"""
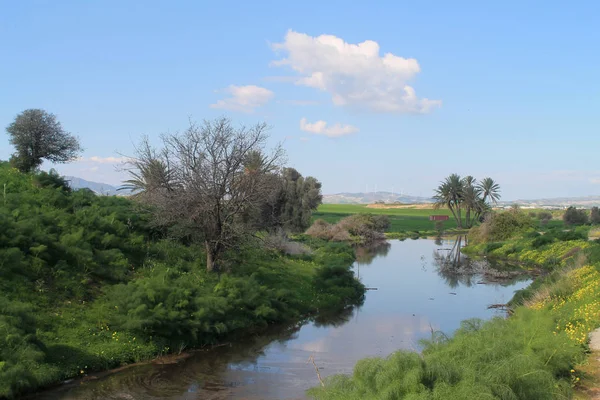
120;158;174;195
434;174;464;228
478;177;501;205
462;176;482;228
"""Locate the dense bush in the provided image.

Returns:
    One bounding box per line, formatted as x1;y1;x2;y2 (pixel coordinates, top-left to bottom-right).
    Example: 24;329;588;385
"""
308;308;581;399
590;206;600;225
306;213;389;244
469;209;534;243
0;164;364;398
563;206;588;226
537;211;553;224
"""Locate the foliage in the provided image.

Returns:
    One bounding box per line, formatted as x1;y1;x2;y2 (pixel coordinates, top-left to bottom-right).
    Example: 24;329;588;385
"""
528;265;600;344
306;214;389;244
256;167;323;233
314;204;466;235
590;206;600;225
469;209;534;244
5;109;82;172
433;174;500;229
125;118;285;272
0;164;363;398
310;238;600;400
538;211;553;226
562;206;588;226
309;307;581;399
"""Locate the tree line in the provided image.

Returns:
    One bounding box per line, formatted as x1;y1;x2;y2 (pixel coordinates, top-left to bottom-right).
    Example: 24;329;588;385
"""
433;173;501;228
5;109;323;272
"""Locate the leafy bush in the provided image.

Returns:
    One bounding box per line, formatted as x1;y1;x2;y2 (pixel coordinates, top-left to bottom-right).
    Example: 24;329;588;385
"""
306;214;388;244
591;206;600;225
308;307;581;399
563;206;588;226
469;210;534;243
531;234;554;248
537;211;553;223
0;164;365;398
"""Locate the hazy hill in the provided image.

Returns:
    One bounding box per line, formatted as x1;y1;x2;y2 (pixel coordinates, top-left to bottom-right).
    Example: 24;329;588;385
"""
499;196;600;208
323;191;434;204
64;176;131;196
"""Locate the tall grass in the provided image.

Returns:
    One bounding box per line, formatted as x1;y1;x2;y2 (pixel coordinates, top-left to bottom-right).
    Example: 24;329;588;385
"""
308;308;581;399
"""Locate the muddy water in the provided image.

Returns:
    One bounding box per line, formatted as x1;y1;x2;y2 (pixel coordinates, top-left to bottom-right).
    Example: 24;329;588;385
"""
39;238;531;400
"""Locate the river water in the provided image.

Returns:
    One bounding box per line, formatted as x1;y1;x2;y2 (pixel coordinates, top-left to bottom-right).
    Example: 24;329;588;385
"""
38;238;531;400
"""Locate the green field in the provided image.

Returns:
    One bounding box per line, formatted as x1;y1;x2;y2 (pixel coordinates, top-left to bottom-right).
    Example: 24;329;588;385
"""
313;204;460;233
313;204;565;234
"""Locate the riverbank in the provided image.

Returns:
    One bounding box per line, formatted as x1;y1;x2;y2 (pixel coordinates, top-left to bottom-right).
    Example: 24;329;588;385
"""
2;238;365;399
0;164;365;399
30;237;532;400
308;227;600;399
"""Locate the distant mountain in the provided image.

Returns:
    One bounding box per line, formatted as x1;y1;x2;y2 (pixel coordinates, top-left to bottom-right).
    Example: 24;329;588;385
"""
499;196;600;209
323;191;434;205
64;176;131;196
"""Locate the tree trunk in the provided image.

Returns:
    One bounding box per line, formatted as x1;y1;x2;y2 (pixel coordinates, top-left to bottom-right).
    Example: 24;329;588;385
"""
455;202;463;229
447;203;460;228
206;241;215;272
465;207;471;228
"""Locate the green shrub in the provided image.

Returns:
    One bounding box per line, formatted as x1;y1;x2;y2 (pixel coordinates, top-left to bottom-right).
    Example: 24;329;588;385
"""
562;207;588;226
470;210;534;244
308;308;580;400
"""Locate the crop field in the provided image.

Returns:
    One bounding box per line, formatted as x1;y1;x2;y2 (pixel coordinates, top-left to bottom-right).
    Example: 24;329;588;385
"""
313;204;565;233
313;204;459;233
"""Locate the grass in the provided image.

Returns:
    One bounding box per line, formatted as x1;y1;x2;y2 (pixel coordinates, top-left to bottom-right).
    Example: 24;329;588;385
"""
313;204;460;233
313;204;565;237
308;233;600;400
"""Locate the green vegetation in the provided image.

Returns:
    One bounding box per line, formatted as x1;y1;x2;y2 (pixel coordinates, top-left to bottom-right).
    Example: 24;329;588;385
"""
433;174;501;228
563;206;589;226
306;213;390;244
0;162;363;399
308;208;600;399
313;204;463;235
124;118;322;272
309;308;582;399
6;109;82;172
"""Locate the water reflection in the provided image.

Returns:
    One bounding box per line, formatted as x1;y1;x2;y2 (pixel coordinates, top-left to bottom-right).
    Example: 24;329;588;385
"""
42;239;532;400
431;236;531;288
355;241;391;266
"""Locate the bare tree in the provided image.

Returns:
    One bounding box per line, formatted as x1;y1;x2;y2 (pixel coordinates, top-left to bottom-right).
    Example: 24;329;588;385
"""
125;117;284;272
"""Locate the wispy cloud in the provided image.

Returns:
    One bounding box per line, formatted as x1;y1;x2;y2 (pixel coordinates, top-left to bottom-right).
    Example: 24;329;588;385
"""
300;117;358;138
88;156;128;164
210;85;274;113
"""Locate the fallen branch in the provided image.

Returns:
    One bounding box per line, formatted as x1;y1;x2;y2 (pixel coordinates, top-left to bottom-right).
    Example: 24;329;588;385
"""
487;303;509;310
308;354;325;387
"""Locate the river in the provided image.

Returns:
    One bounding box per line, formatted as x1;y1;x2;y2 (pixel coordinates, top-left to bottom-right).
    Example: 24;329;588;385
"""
37;237;531;400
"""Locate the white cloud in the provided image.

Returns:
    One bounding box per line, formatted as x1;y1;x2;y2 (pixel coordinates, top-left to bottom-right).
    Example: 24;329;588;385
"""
85;156;128;164
300;117;358;138
271;30;441;114
210;85;274;113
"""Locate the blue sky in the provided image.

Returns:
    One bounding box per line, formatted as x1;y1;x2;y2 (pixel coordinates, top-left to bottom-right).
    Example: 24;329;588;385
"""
1;1;599;200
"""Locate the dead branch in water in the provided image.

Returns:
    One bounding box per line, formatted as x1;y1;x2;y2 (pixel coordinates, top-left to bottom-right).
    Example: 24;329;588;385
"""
487;303;509;310
308;354;325;387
